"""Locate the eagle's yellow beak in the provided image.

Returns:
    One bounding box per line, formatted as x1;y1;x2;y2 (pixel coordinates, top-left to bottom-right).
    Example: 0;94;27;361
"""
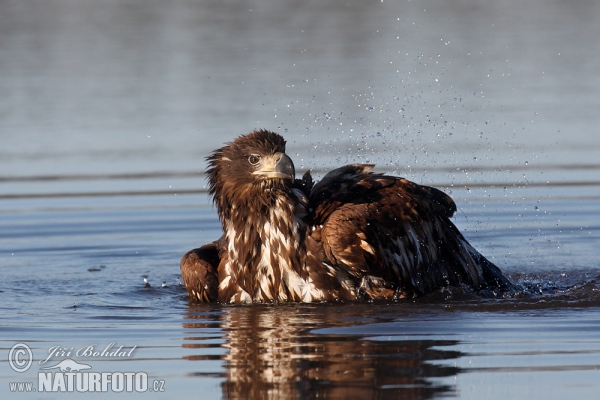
253;152;295;181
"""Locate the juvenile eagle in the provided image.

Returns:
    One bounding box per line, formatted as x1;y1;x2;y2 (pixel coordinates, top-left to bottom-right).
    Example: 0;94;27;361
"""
181;130;513;303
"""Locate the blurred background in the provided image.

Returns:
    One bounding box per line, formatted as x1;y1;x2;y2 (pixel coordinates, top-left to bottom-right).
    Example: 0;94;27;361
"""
2;0;599;198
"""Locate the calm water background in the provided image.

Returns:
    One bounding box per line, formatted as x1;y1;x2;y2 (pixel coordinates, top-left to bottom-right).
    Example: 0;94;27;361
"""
1;0;599;399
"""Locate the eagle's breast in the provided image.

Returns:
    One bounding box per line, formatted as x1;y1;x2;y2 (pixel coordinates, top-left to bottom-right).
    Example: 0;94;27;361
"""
219;189;326;303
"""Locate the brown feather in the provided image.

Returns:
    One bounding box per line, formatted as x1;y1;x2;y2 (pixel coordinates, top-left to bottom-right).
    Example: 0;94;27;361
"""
181;130;515;303
180;241;220;302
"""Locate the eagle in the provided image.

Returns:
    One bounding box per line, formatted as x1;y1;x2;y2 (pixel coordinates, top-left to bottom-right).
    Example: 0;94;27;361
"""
181;129;514;303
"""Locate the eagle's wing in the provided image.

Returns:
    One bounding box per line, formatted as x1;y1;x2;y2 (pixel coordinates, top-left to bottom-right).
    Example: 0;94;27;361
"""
309;165;512;298
180;240;221;302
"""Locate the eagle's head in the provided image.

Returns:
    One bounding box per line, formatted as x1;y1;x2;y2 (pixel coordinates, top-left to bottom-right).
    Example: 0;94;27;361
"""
206;130;296;220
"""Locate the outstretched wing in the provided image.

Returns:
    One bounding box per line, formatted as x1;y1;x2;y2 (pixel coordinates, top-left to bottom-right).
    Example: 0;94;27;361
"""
309;165;511;297
180;240;221;302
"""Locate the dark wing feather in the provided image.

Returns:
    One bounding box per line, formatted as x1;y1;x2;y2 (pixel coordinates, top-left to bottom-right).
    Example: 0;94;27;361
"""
310;165;511;297
180;240;221;302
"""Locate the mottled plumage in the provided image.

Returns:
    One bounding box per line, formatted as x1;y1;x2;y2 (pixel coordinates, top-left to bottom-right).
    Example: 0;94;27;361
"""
181;130;513;303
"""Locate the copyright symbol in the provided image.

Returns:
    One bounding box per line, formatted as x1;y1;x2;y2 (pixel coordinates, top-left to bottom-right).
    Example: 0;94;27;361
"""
9;343;33;373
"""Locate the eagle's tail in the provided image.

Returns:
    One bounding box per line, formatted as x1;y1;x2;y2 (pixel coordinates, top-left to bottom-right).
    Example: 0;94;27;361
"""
469;246;518;292
448;220;518;293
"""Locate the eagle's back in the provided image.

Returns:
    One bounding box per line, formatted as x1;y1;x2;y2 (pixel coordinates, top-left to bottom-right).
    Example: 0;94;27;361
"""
307;165;511;298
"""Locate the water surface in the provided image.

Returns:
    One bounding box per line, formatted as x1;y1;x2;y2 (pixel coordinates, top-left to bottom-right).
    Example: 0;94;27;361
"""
1;0;600;399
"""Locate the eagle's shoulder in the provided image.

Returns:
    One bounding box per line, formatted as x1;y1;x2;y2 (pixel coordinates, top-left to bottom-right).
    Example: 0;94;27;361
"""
310;164;394;202
180;239;222;302
308;164;455;225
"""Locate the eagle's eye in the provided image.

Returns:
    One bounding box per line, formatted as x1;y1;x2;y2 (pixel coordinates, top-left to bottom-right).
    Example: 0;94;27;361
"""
248;155;261;166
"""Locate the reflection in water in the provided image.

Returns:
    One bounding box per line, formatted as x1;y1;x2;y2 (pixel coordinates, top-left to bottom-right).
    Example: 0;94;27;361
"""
183;305;461;399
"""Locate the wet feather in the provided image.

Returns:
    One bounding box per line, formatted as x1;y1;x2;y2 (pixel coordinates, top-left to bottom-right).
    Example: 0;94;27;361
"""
181;130;514;303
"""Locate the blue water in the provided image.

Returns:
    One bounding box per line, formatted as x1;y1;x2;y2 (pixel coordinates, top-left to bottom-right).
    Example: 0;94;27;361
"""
2;0;600;399
1;188;599;399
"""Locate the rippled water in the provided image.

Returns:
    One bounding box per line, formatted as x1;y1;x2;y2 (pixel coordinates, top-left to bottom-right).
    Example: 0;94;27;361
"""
2;188;599;399
2;0;600;399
